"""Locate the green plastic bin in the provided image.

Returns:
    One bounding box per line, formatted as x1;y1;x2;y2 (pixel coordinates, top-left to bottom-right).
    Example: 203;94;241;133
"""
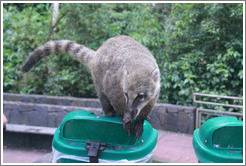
52;110;157;163
193;117;243;163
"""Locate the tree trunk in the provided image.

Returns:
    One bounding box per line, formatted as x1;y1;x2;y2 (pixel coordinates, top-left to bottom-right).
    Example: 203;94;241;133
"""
51;3;59;39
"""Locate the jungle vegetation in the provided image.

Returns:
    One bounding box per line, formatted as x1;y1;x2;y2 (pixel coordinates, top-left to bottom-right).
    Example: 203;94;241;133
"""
3;3;243;112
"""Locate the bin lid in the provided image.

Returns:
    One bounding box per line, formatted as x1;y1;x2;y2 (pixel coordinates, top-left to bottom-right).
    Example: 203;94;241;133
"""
53;110;157;161
193;117;243;163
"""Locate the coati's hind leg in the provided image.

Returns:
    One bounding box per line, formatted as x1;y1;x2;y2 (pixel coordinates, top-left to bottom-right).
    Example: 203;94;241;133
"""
99;93;116;117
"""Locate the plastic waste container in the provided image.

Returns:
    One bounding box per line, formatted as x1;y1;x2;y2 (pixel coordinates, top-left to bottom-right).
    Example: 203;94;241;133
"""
193;117;243;163
52;110;158;163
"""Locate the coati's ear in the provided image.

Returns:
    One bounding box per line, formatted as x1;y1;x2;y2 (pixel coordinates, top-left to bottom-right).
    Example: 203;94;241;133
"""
152;69;160;82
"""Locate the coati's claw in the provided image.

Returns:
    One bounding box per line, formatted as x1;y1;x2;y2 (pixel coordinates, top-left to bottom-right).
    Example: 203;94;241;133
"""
134;122;144;139
123;122;134;136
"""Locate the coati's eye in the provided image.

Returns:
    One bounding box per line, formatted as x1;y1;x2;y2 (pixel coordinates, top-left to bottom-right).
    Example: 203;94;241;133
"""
138;93;145;100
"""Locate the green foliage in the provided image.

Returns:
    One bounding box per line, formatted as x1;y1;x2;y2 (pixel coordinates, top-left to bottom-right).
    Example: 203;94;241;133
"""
3;4;51;94
3;3;243;111
160;3;243;109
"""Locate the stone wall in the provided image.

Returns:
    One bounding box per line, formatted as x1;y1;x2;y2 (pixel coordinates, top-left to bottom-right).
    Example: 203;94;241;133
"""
3;93;196;134
148;104;196;134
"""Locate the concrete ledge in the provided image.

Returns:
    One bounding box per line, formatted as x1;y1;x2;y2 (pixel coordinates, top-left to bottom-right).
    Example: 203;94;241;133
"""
5;124;56;135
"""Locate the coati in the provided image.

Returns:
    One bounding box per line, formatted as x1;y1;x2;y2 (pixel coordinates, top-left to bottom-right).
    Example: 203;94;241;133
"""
21;35;161;139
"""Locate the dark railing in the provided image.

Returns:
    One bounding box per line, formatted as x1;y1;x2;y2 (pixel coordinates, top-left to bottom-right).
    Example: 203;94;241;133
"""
193;93;243;128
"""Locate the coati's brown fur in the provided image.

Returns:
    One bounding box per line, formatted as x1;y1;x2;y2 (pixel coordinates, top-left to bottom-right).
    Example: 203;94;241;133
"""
21;35;161;139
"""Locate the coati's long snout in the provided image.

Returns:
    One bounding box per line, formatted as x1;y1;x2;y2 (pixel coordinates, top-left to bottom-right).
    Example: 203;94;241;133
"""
21;40;95;72
121;67;160;138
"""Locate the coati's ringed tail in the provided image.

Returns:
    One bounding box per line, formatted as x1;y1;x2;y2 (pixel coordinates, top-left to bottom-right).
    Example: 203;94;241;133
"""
21;40;96;72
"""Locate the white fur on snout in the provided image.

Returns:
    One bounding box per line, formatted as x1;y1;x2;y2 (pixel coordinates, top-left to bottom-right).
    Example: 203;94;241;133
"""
134;101;149;119
135;109;141;119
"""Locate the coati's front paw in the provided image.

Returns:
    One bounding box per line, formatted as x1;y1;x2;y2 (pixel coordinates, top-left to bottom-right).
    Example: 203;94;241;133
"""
123;121;134;136
134;121;144;139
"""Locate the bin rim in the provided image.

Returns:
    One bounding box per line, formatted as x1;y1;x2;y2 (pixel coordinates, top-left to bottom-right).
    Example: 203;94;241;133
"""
52;110;158;161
